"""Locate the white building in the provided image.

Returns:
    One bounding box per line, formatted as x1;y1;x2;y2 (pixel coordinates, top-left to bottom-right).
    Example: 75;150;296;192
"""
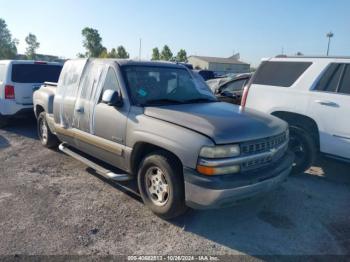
188;55;250;75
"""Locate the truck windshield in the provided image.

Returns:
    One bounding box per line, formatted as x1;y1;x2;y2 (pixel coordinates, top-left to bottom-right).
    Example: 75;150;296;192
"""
11;64;62;83
121;66;216;106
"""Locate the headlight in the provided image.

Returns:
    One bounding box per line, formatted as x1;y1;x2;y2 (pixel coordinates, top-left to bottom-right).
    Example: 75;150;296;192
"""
199;144;240;158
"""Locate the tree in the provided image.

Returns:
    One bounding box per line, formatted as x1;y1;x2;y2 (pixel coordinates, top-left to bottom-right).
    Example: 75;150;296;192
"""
160;45;173;61
0;18;18;59
108;48;118;58
296;51;303;56
25;33;40;60
99;48;109;58
116;45;129;58
151;47;160;60
81;27;105;57
176;49;187;62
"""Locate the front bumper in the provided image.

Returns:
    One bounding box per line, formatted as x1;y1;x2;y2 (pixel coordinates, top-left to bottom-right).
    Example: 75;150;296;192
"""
184;151;294;209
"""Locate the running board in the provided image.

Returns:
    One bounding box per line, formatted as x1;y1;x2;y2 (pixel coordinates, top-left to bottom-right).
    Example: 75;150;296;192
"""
59;143;132;182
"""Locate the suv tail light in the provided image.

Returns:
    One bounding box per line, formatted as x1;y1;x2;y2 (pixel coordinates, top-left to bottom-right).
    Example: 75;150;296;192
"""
5;85;15;99
241;85;250;107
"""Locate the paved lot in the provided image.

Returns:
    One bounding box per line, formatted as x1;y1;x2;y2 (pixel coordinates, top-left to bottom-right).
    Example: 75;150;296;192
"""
0;118;349;256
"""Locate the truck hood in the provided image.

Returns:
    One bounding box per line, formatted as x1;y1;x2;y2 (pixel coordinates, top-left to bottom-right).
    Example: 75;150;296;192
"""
143;102;287;144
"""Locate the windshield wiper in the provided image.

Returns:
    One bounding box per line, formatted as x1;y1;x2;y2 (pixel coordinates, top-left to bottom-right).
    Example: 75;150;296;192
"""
183;98;217;104
143;98;183;105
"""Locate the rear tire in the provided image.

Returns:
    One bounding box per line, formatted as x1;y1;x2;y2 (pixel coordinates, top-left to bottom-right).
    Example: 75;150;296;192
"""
137;150;187;219
0;115;8;128
289;125;317;175
37;112;59;148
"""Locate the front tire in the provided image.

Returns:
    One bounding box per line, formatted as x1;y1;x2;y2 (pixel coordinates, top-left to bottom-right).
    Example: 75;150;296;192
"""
137;151;187;219
289;125;317;175
37;112;59;148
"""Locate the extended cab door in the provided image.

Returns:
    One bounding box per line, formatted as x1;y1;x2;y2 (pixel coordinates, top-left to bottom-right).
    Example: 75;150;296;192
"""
308;63;350;160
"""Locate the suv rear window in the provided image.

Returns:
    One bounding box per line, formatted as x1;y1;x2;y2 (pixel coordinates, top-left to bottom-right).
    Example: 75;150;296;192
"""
11;64;62;83
252;61;312;87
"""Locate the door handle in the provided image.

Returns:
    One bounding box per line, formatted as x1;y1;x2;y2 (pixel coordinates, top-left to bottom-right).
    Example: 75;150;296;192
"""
314;100;339;107
75;107;84;113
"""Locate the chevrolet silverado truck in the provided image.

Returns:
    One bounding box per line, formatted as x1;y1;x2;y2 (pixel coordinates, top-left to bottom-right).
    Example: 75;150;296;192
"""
33;59;293;219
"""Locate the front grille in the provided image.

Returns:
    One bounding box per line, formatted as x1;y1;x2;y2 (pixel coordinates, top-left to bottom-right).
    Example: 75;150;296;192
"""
241;132;287;155
242;155;273;169
240;132;288;171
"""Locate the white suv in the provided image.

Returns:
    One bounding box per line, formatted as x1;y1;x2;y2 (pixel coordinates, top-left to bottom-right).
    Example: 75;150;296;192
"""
0;60;62;127
242;56;350;173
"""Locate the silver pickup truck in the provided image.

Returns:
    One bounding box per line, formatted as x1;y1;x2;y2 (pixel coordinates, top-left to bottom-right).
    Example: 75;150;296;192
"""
34;59;293;219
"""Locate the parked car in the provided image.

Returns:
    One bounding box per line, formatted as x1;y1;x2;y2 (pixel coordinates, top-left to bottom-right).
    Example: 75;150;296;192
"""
0;60;62;127
206;77;231;92
34;59;293;219
242;56;350;173
210;73;252;105
193;69;216;81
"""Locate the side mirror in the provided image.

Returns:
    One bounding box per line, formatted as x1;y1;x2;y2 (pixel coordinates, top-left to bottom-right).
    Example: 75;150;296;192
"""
221;91;237;99
102;89;123;107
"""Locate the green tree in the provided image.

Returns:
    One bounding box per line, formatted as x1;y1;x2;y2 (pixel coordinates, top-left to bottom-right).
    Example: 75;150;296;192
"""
0;18;18;59
176;49;187;62
116;45;129;58
160;45;173;61
151;47;160;60
108;48;118;58
81;27;105;57
25;33;40;60
99;48;109;58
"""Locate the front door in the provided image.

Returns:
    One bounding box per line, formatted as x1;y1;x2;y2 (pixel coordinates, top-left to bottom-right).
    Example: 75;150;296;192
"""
308;63;350;159
92;66;129;168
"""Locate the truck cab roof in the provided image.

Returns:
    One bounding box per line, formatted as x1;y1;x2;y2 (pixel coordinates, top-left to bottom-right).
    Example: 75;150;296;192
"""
67;58;187;69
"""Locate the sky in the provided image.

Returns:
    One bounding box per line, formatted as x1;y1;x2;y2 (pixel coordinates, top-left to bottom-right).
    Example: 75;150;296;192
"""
1;0;349;66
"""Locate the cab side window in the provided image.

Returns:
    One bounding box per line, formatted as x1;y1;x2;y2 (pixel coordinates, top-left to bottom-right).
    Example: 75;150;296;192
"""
99;67;120;101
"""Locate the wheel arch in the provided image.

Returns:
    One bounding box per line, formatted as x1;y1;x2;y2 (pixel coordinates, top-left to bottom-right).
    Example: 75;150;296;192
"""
35;104;45;118
130;142;183;176
271;111;320;150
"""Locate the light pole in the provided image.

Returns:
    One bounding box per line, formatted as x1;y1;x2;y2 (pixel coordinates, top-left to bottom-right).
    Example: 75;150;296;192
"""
139;38;142;61
326;31;334;56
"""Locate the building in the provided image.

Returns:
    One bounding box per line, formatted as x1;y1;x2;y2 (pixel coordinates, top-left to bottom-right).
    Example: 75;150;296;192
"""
188;55;250;75
16;54;65;63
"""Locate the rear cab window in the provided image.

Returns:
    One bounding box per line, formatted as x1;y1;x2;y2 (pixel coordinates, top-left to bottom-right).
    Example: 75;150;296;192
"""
252;61;312;87
11;64;62;83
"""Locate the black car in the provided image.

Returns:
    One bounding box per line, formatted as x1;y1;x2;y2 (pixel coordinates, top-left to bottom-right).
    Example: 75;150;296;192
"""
209;73;252;105
193;69;216;81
